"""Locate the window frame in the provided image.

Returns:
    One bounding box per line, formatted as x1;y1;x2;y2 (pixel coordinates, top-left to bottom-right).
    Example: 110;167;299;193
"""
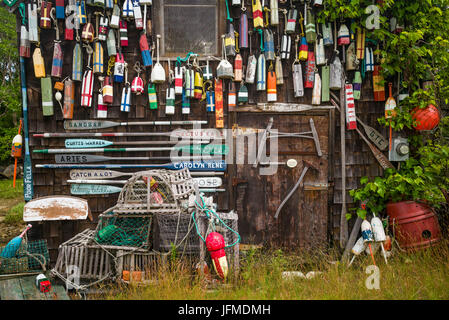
153;0;226;60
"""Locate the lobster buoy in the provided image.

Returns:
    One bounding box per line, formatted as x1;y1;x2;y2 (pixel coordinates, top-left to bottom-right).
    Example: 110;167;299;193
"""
206;232;228;280
411;104;440;131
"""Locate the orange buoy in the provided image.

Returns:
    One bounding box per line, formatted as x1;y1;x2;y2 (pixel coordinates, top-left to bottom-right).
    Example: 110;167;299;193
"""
411;104;440;131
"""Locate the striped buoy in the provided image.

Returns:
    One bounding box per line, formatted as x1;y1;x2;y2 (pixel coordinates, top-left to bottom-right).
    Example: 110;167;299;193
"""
193;71;203;100
299;36;308;61
97;93;108;118
202;60;213;81
56;0;65;19
345;83;357;130
175;66;183;95
131;76;144;94
19;26;31;58
93;42;104;74
337;23;350;46
81;69;94;107
99;16;108;41
239;12;248;49
148;83;157;109
139;33;152;67
133;0;143;29
234;53;243;82
238;83;248;104
78;0;87;25
412;104;440;131
353;71;362;100
40;1;52;29
41;77;54;116
72;43;83;81
286;8;297;34
51;42;63;78
365;47;374;72
280;34;291;60
120;86;131;112
206;87;215;112
181;88;190;114
122;0;134;18
103;76;113;104
114;53;125;83
292;62;304;97
165;86;175;115
267;69;277;102
119;20;128;47
305;9;316;43
63;79;75;119
256;53;266;91
228;82;237;110
252;0;264;29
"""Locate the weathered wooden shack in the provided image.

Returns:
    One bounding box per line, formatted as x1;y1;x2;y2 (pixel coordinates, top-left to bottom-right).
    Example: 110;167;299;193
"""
14;0;389;262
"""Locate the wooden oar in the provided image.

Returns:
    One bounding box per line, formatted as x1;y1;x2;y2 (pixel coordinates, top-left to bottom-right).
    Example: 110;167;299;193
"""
68;177;223;187
34;129;225;139
70;183;225;195
64;119;208;130
53;154;223;164
36;160;227;171
20;56;33;201
356;117;388;151
69;169;225;179
35;144;229;155
64;139;209;148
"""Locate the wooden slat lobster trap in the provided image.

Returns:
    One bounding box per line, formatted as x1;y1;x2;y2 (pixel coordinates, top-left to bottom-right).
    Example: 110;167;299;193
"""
51;168;239;290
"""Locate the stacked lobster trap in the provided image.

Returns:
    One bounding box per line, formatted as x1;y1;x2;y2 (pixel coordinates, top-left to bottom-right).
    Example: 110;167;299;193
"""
51;168;239;289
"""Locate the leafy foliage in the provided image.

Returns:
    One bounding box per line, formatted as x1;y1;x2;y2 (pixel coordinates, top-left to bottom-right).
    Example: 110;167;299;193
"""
0;7;20;166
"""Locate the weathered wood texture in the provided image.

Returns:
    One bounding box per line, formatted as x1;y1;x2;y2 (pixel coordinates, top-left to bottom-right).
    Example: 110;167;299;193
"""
17;1;389;257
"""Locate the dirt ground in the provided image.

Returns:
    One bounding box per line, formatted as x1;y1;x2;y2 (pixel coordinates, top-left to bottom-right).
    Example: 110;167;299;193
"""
0;196;26;246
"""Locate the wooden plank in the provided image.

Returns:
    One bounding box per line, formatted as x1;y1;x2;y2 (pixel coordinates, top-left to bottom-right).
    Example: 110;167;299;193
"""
0;278;24;300
19;276;47;300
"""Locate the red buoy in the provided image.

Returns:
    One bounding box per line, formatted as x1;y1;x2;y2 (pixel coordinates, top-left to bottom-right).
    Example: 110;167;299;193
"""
411;104;440;131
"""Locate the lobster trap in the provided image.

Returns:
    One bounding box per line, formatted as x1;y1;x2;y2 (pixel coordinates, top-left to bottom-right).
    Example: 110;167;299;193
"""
0;239;50;275
51;168;239;290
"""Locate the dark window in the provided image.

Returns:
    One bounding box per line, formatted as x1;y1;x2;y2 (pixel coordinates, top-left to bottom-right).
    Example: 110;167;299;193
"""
154;0;221;57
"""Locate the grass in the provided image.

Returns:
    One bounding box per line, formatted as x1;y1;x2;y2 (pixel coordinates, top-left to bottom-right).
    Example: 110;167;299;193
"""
98;242;449;300
4;201;24;224
0;179;23;200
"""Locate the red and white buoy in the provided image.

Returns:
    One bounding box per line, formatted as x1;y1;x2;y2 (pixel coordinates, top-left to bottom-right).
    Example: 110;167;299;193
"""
206;232;228;280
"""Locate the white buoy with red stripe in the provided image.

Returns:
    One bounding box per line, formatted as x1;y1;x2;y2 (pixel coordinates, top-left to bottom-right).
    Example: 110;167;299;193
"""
345;83;357;130
81;45;94;108
175;65;183;95
97;92;108;118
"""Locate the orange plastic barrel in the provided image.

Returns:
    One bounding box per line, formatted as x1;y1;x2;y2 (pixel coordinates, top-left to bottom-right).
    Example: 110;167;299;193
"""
387;201;441;251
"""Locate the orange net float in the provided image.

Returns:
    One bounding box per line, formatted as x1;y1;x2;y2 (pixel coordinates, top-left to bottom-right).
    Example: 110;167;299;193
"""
411;104;440;131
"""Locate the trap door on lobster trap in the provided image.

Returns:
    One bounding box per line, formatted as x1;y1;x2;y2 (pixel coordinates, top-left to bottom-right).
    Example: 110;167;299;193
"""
233;113;330;249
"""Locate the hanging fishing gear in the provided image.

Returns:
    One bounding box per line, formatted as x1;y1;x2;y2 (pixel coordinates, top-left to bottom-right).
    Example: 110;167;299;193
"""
120;62;132;112
19;4;30;58
131;62;144;95
81;44;94;108
165;59;175;115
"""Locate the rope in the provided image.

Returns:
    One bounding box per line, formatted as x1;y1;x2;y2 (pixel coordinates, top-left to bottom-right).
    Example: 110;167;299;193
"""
192;195;240;248
225;0;233;22
176;52;197;67
19;3;27;25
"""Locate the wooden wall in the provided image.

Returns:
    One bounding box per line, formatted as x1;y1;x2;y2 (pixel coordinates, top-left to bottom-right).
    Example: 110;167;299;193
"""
17;0;388;260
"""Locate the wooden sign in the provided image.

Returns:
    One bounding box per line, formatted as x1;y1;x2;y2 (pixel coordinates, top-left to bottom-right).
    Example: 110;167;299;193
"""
36;161;228;171
71;184;122;195
63;120;208;130
69;169;225;180
256;103;332;112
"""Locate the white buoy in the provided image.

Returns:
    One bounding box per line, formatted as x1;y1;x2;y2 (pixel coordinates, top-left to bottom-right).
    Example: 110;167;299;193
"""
371;214;388;264
348;237;366;266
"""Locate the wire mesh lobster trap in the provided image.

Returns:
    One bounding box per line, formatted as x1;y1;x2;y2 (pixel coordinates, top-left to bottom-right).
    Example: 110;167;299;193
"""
51;168;239;290
0;239;50;275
